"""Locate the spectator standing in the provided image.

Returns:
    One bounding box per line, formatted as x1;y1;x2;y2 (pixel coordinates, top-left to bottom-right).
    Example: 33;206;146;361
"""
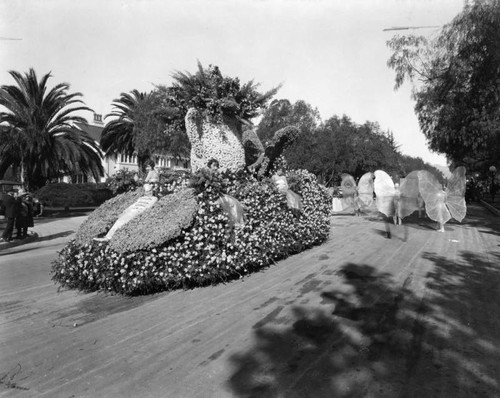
1;190;19;242
15;193;34;239
33;197;44;217
490;181;498;203
465;178;477;204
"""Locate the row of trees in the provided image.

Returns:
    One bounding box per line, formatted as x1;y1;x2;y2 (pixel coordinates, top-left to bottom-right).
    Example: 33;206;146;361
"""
256;99;443;185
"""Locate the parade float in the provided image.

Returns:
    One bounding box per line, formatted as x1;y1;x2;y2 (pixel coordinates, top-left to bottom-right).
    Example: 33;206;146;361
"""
51;80;331;295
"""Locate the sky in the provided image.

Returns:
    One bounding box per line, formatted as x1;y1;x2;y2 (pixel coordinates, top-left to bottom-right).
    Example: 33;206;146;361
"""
0;0;465;167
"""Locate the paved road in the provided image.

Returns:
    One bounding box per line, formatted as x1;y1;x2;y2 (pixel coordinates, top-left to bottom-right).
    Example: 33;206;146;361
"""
1;204;499;397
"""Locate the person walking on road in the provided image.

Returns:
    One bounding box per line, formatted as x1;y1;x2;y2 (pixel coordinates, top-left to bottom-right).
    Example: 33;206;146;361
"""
1;190;19;242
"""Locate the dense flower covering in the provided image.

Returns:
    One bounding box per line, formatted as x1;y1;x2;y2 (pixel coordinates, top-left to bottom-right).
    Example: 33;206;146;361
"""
51;168;331;295
185;108;246;172
73;189;145;246
109;188;198;253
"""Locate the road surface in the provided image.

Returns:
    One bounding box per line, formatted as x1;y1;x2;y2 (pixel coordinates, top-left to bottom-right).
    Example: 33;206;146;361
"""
1;204;499;397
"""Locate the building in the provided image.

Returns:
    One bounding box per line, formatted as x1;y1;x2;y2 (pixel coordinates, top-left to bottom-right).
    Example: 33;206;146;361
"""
69;113;190;183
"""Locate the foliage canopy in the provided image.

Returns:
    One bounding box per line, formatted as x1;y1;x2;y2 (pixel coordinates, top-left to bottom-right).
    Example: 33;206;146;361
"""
387;0;500;170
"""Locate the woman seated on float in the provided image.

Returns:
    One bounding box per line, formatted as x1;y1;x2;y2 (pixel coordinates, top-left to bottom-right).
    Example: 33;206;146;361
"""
144;160;159;195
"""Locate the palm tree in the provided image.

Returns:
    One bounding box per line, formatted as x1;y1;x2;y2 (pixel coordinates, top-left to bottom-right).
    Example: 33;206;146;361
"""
102;89;190;170
0;68;104;190
100;90;150;168
100;90;144;156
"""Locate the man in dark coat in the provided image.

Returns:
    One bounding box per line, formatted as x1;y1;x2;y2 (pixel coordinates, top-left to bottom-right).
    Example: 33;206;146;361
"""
1;190;18;242
16;193;34;239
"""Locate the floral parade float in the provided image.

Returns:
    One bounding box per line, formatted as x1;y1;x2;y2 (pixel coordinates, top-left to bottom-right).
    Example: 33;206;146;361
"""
51;65;331;295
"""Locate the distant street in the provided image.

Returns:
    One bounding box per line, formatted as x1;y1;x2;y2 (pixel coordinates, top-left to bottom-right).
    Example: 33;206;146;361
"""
1;204;500;397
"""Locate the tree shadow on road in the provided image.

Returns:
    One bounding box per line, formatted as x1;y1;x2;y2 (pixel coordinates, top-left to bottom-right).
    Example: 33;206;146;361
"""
227;256;500;397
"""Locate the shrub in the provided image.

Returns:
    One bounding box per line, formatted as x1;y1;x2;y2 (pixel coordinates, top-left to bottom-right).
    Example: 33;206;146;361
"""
52;168;331;295
34;183;93;207
107;169;139;195
74;183;113;205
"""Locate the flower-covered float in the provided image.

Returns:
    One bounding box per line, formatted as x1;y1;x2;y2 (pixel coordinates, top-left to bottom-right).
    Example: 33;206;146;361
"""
51;107;331;295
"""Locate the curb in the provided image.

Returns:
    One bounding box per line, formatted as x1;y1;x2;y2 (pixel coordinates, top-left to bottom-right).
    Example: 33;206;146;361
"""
0;233;38;250
479;200;500;217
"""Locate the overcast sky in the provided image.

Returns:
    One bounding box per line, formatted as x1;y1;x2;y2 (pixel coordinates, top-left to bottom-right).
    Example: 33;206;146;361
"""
1;0;465;166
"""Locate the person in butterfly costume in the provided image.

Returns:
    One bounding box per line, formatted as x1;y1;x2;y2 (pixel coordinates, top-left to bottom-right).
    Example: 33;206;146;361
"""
374;170;425;225
356;172;375;213
335;172;374;216
417;167;467;232
340;174;357;214
374;170;402;225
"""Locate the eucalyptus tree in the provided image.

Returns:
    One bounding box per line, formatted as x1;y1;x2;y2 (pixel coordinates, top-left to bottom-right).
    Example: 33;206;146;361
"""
257;99;321;144
387;0;500;170
0;68;103;190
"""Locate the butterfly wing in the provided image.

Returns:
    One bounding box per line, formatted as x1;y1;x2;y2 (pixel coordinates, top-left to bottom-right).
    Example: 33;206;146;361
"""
341;173;356;209
374;170;396;217
219;194;245;227
445;166;467;222
357;172;374;208
286;190;303;211
332;197;344;212
341;174;357;196
418;170;451;224
398;170;421;219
